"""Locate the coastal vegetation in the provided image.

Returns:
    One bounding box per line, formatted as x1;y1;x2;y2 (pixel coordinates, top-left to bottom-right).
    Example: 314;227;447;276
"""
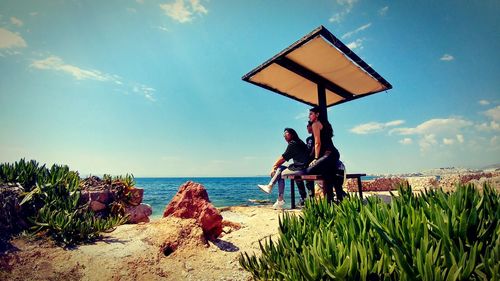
240;183;500;280
0;159;128;246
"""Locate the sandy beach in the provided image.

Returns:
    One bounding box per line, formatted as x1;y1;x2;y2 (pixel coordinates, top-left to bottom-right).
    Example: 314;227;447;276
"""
1;206;297;281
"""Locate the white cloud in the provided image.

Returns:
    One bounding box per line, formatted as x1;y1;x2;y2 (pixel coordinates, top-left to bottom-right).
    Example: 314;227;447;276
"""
329;0;358;23
136;0;145;3
0;28;27;49
133;83;156;101
476;121;500;132
484;105;500;121
127;7;137;13
379;6;389;16
341;23;371;39
479;99;490;106
155;25;169;32
160;0;192;23
31;55;157;101
390;118;473;151
443;138;454;145
390;118;472;136
294;112;309;120
337;0;358;6
346;38;364;50
329;13;344;23
419;134;437;151
385;120;404;127
160;0;208;23
399;138;412;145
31;56;114;81
350;119;405;134
190;0;208;14
440;54;454;61
350;122;383;134
10;17;23;26
30;12;38;16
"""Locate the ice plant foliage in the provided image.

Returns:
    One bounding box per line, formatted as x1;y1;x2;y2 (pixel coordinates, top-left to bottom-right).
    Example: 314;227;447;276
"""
0;159;127;246
240;183;500;280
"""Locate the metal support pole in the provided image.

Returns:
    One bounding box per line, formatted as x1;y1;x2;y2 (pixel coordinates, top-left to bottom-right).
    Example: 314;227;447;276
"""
357;177;363;199
317;84;328;120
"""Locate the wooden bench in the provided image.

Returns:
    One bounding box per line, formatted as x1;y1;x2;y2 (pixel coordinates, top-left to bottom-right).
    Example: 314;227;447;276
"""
282;173;366;209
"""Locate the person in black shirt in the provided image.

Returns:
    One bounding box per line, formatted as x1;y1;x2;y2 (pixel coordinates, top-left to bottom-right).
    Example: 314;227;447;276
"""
258;128;310;209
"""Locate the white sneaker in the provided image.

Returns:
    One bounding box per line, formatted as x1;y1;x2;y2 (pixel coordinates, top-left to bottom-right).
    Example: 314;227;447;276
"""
273;199;285;209
258;184;272;194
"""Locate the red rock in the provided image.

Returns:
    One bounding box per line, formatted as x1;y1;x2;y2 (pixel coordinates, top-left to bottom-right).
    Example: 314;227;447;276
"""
128;188;143;206
163;181;223;240
125;203;152;224
81;190;112;204
97;189;112;203
89;200;106;212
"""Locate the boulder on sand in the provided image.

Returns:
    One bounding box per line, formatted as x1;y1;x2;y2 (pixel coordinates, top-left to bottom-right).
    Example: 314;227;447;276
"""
163;181;223;240
125;203;153;224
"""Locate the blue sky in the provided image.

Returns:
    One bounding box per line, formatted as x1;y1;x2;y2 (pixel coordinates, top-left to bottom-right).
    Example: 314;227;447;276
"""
0;0;499;177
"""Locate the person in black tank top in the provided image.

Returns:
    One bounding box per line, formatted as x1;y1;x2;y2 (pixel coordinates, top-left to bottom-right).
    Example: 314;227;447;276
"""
306;106;345;203
305;121;316;198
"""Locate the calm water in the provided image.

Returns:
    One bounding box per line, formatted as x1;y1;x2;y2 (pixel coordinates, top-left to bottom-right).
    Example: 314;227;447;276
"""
138;177;273;218
137;176;375;218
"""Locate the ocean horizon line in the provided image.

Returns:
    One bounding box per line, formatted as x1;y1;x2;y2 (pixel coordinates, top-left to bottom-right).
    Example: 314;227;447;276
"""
135;176;269;179
79;175;270;179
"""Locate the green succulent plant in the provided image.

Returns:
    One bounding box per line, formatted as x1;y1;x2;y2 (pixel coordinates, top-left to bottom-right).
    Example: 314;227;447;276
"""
1;159;128;246
240;183;500;281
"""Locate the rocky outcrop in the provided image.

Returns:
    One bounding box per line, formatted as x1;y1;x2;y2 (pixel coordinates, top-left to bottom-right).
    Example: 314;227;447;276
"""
126;204;153;224
346;177;407;192
144;217;208;255
0;183;29;239
163;181;223;240
79;176;151;224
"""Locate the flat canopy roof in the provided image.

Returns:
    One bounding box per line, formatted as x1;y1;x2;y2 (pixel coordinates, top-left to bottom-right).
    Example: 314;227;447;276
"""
242;26;392;108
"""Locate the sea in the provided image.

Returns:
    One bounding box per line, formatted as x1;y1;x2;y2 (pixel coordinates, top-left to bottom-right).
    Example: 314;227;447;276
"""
137;176;375;218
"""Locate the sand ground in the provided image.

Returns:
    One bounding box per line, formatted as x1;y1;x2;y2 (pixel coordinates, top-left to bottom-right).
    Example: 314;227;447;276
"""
0;206;298;281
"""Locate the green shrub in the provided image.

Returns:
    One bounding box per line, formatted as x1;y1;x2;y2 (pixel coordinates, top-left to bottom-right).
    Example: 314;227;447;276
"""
240;183;500;280
113;173;135;188
34;203;127;246
0;158;47;192
0;159;127;246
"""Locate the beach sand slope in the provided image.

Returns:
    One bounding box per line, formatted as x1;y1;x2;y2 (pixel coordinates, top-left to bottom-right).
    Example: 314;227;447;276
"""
1;206;292;281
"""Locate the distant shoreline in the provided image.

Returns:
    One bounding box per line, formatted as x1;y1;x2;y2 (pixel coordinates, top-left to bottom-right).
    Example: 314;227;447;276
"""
84;165;499;179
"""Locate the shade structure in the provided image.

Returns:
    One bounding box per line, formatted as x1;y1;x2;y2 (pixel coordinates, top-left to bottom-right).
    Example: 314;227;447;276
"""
242;26;392;111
